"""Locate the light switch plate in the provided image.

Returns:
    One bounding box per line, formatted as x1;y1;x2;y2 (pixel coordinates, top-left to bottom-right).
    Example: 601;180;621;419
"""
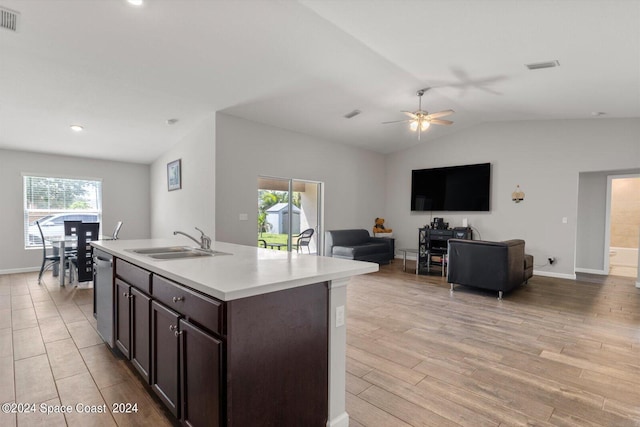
239;213;248;221
336;305;345;327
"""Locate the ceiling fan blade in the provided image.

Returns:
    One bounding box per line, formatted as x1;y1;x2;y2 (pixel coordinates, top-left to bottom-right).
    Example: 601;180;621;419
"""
401;111;418;119
381;119;413;124
429;119;453;125
425;109;454;120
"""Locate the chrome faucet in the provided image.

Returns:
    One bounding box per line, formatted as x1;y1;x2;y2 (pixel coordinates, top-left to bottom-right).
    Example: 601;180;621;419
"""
174;227;212;250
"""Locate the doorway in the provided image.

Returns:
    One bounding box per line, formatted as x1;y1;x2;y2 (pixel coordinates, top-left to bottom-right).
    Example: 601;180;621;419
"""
605;175;640;278
257;176;323;254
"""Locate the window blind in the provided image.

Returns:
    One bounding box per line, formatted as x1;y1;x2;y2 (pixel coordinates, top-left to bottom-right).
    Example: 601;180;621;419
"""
23;175;102;248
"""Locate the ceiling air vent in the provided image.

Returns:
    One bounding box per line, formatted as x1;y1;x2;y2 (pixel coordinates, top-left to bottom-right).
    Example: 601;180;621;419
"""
0;6;19;32
525;60;560;70
344;109;361;119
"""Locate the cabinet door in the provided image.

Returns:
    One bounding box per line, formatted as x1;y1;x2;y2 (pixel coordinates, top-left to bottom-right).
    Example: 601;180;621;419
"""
114;279;131;358
130;287;151;384
179;319;222;427
151;301;181;417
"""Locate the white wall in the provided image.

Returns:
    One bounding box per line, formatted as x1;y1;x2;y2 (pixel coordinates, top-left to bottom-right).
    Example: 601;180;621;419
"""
385;118;640;278
0;149;150;273
150;115;216;241
215;113;386;247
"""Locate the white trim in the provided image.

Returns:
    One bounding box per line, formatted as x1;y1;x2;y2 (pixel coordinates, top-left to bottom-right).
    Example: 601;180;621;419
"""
574;268;607;275
533;270;577;280
604;173;640;276
394;254;418;261
21;171;103;182
326;412;349;427
327;279;349;427
636;281;640;288
0;267;39;275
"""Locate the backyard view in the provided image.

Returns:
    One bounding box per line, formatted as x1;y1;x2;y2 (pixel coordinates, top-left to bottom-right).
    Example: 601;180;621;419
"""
257;190;301;247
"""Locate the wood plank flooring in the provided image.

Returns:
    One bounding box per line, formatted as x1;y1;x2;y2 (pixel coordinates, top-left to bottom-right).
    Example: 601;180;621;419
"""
0;271;173;427
1;265;639;426
346;263;640;427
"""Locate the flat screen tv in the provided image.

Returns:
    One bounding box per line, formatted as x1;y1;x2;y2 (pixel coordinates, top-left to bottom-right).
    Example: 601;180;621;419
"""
411;163;491;211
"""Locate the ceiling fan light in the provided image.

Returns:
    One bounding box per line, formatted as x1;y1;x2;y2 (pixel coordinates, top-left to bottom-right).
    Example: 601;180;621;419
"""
409;121;419;131
420;120;430;131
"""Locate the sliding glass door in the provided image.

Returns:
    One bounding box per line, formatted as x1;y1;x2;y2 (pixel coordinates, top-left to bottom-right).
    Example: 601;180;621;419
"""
257;176;322;254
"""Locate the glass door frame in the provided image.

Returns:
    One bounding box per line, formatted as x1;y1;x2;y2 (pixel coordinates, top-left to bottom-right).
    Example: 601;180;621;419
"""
258;175;324;254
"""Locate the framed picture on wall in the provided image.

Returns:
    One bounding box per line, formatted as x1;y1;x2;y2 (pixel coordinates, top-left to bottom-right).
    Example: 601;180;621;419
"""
167;159;182;191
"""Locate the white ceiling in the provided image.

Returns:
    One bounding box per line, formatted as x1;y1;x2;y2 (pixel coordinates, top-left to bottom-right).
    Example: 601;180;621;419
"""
0;0;638;164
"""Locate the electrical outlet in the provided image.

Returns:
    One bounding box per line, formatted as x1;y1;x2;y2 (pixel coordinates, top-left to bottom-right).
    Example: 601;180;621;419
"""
335;305;345;327
548;257;556;265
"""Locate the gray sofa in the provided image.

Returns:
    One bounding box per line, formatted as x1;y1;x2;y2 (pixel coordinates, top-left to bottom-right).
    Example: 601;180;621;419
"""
447;239;534;299
324;229;394;264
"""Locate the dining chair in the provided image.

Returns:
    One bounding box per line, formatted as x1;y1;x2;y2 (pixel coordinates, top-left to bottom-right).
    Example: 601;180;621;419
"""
112;221;123;240
70;222;100;284
63;220;81;255
291;228;314;253
37;220;62;284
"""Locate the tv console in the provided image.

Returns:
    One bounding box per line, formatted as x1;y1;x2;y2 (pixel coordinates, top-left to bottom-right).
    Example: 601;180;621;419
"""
418;227;473;276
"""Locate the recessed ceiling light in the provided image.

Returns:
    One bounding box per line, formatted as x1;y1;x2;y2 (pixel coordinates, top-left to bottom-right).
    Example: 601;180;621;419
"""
127;0;143;6
70;125;84;132
525;60;560;70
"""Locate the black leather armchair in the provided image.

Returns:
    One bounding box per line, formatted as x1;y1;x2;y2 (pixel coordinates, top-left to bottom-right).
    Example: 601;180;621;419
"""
324;229;394;264
447;239;533;299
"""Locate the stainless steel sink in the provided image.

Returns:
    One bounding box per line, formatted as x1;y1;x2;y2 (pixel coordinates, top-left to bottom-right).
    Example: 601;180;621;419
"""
128;246;231;260
149;251;212;260
130;246;193;254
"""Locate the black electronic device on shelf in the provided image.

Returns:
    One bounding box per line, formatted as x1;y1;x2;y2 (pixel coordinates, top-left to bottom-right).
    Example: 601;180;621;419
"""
418;226;473;276
431;217;448;230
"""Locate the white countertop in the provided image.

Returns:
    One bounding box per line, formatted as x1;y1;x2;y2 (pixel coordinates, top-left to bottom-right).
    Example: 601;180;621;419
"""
92;238;379;301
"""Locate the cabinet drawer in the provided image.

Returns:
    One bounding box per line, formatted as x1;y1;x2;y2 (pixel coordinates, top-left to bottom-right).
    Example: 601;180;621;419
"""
115;259;151;293
152;275;223;335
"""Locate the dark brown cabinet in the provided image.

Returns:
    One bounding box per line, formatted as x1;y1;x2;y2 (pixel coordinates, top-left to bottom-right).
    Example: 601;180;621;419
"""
114;259;152;384
179;319;222;427
151;301;182;417
112;256;329;427
114;278;131;358
130;287;151;383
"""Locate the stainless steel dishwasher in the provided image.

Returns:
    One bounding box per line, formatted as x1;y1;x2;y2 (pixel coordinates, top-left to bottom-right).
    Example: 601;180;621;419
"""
93;248;114;348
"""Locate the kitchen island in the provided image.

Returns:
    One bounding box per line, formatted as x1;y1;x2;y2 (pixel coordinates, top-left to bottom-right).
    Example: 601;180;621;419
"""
92;238;378;427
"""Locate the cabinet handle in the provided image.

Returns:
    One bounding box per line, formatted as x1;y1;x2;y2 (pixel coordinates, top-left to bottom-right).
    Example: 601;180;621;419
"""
169;324;178;332
172;296;184;303
122;292;129;297
174;330;183;337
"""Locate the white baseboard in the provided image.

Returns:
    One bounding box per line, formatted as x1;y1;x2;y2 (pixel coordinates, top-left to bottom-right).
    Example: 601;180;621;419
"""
574;268;607;275
0;267;39;275
326;412;349;427
533;270;577;280
394;254;417;261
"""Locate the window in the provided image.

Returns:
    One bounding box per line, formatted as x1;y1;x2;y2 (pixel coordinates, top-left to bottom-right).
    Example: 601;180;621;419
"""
23;175;102;248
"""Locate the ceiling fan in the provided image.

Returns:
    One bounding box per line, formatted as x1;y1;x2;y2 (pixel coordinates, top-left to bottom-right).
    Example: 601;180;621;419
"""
382;88;454;140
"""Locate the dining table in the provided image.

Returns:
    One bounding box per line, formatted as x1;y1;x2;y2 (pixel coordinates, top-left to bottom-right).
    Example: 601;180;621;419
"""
47;235;79;286
48;234;112;286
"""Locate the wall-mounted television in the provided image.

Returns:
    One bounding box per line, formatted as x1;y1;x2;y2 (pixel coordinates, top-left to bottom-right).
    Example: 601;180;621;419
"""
411;163;491;211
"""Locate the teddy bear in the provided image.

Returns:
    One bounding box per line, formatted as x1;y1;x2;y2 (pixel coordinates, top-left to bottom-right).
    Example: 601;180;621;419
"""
373;217;392;234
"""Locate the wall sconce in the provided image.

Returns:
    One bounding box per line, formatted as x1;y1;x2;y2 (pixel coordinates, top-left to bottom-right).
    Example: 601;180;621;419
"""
512;185;525;203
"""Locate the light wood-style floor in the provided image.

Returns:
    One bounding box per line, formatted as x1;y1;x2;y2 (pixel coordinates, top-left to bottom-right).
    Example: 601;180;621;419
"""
346;263;640;427
0;271;173;427
1;265;639;426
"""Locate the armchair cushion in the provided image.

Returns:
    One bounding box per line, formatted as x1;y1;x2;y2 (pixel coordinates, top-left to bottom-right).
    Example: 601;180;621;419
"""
325;229;394;264
448;239;531;298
